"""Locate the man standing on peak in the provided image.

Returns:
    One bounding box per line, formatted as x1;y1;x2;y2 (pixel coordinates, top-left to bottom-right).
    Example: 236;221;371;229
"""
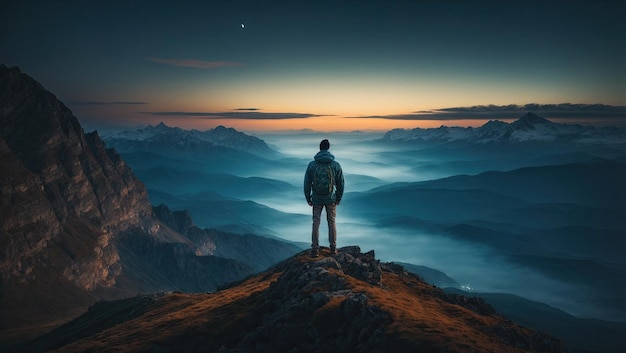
304;139;344;257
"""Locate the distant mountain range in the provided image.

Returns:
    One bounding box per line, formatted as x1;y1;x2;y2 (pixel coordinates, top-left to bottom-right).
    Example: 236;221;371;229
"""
102;125;288;182
104;122;279;158
101;121;306;237
382;112;626;146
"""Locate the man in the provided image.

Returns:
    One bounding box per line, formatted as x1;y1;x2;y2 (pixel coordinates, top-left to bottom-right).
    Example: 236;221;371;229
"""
304;139;344;257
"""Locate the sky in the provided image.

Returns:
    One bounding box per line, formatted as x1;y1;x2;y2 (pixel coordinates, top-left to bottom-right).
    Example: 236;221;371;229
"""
2;0;625;131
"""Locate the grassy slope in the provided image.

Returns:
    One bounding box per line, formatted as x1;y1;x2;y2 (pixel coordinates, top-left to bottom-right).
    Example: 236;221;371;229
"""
35;250;552;353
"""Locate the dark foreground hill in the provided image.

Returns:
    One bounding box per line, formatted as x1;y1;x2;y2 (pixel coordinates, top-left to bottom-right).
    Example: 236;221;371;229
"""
22;247;564;353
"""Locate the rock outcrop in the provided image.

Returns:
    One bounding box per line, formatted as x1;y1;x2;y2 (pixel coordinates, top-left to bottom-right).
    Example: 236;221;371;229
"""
27;247;565;353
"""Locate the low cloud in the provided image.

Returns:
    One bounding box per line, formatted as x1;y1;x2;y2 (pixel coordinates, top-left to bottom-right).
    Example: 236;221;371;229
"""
348;104;626;121
70;101;148;106
146;110;328;120
345;113;469;121
147;57;242;69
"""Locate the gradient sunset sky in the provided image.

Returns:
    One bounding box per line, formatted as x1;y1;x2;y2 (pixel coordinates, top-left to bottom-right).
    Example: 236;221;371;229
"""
2;0;624;131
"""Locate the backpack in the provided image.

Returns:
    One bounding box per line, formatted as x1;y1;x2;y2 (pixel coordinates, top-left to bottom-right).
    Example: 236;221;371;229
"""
313;162;334;195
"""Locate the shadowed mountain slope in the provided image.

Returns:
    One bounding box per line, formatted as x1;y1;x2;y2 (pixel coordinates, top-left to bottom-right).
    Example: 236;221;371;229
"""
444;288;626;353
0;64;155;332
0;66;301;346
24;247;564;353
412;160;626;210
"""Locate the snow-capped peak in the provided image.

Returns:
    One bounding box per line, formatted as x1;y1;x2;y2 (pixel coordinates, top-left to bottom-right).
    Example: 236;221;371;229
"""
382;113;625;145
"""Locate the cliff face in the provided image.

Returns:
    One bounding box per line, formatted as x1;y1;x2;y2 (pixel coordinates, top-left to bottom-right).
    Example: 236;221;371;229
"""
0;66;300;342
0;65;154;234
0;66;156;327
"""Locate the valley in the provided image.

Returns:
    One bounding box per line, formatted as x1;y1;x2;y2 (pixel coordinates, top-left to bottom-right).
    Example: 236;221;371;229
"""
104;116;626;323
2;66;624;352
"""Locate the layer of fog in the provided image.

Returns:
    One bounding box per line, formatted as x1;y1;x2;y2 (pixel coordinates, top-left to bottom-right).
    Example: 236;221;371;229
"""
255;131;429;191
247;131;624;321
118;127;624;321
271;212;597;319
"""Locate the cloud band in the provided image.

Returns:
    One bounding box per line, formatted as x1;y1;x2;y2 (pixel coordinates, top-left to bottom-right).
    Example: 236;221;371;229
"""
147;57;242;69
146;111;327;120
347;104;626;121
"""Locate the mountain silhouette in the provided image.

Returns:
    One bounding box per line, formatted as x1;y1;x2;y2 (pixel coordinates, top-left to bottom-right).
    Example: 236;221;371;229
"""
103;122;279;174
1;64;155;333
22;247;564;353
510;112;556;130
0;66;300;346
444;288;626;353
358;159;626;227
104;122;278;158
381;112;626;146
344;158;626;325
400;159;626;210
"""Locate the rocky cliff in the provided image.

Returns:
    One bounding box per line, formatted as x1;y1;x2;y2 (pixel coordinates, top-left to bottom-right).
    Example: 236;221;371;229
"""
0;66;299;344
0;65;156;319
24;247;565;353
0;66;155;234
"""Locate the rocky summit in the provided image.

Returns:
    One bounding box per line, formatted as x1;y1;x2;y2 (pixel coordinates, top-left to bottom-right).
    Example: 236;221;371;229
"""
26;247;565;353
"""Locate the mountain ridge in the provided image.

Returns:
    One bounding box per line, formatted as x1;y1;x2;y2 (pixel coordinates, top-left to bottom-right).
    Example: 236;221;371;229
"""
443;288;626;353
381;112;626;145
104;122;278;158
21;247;565;353
368;159;626;210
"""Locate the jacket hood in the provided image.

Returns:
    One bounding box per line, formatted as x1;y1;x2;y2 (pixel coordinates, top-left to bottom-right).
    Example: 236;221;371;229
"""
314;150;335;163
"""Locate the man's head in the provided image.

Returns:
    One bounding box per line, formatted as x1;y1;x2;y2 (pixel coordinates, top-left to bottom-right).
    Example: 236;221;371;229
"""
320;139;330;150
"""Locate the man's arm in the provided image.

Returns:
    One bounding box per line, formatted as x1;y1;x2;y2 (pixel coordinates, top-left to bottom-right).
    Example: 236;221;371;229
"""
303;163;313;205
334;162;344;204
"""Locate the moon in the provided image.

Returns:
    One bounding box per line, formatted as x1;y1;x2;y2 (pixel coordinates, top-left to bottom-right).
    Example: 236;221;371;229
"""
241;23;245;29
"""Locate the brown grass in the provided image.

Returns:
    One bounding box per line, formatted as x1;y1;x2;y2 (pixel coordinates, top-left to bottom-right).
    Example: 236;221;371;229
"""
343;269;532;353
44;251;542;352
49;271;280;352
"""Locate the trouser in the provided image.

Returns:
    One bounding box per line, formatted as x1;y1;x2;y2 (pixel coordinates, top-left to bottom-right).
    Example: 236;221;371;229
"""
311;203;337;250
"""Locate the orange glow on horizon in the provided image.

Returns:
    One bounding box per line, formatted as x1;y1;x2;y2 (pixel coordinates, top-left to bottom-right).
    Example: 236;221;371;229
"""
151;116;497;132
72;94;625;133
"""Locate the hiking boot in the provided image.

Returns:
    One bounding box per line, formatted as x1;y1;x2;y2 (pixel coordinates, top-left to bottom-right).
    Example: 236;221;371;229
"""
330;247;337;255
311;249;319;258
